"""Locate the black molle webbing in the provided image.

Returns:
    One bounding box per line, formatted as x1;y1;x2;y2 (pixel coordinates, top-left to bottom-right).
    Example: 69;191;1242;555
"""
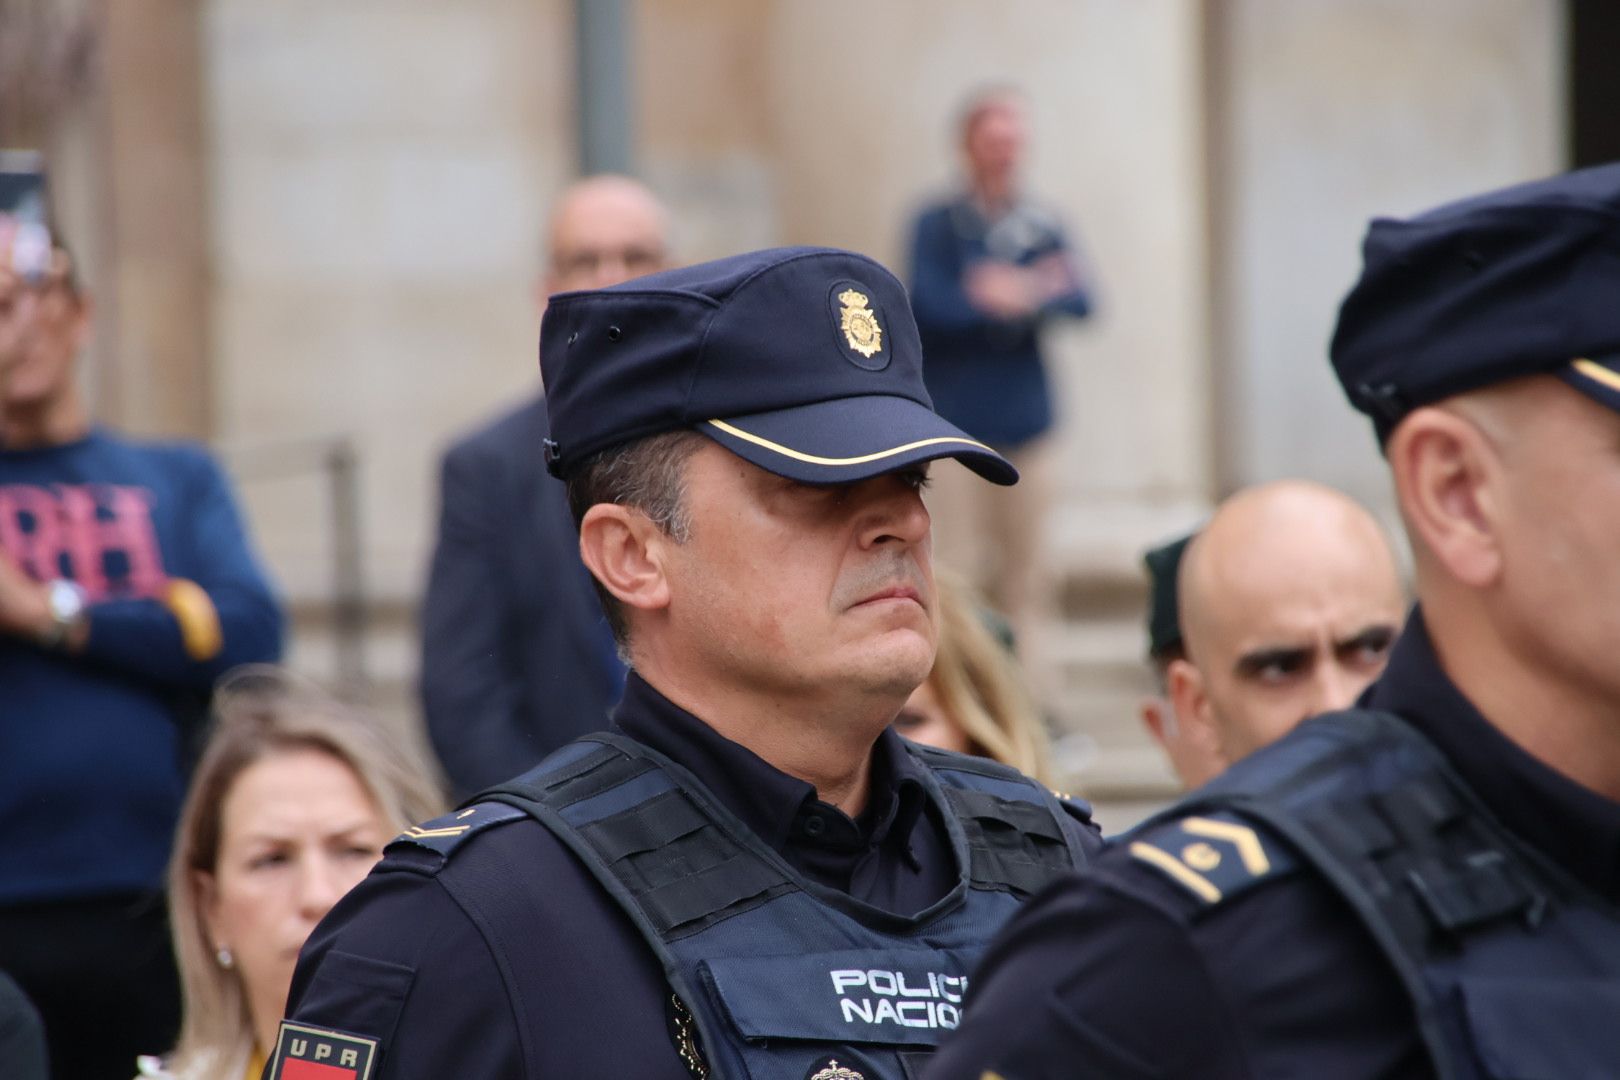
1301;770;1545;954
1307;799;1397;862
538;748;657;809
488;742;799;939
1407;849;1543;936
580;787;709;861
579;788;793;938
943;786;1074;896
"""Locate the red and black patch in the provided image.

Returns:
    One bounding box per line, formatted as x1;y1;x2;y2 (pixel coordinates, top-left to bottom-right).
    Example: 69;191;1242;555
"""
267;1021;379;1080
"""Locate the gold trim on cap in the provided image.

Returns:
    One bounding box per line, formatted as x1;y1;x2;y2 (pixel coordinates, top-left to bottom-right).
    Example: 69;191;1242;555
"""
705;418;996;467
1571;358;1620;393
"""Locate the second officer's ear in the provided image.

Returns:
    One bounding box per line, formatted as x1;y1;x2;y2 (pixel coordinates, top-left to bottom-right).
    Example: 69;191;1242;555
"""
577;503;674;618
1386;401;1505;591
1166;656;1224;771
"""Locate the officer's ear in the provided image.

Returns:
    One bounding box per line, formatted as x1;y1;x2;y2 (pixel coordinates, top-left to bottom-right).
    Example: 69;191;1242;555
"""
1387;404;1503;590
1139;695;1175;746
577;503;673;615
1165;657;1223;769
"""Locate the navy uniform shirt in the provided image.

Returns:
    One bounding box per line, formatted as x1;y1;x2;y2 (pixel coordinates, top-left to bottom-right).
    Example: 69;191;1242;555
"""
926;609;1620;1079
284;673;1096;1078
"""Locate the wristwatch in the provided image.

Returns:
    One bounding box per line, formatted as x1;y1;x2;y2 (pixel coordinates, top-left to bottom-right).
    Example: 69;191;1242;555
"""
37;579;87;649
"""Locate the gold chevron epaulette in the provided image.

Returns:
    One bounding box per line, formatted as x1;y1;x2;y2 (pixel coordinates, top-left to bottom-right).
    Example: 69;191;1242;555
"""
1126;810;1295;906
385;802;527;861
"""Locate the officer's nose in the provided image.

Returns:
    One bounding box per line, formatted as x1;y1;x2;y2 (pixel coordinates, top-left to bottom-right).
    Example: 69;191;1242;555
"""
1304;662;1360;722
856;475;931;551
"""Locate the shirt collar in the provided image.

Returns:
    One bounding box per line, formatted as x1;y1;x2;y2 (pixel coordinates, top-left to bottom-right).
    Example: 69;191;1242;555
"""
1366;606;1620;896
610;672;929;859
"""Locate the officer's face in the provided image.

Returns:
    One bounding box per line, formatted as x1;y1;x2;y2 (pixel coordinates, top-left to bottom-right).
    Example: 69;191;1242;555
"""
197;748;391;1048
659;443;938;714
1471;379;1620;707
1173;534;1404;767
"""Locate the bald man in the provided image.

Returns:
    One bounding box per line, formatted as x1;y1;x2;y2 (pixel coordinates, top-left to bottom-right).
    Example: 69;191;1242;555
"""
1166;480;1406;774
421;175;671;797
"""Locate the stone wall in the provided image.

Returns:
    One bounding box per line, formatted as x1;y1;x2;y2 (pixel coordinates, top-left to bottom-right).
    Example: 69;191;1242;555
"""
204;0;571;601
193;0;1565;625
1209;0;1565;513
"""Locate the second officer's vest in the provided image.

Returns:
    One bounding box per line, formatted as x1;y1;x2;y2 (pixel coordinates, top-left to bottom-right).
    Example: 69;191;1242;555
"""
1128;710;1620;1080
480;732;1089;1080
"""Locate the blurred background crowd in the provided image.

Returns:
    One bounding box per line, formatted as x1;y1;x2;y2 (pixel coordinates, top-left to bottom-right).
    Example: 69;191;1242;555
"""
2;1;1619;1077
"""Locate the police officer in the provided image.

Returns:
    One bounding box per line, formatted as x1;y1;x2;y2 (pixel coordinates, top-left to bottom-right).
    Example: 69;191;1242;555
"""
926;164;1620;1079
1136;532;1222;789
274;247;1100;1080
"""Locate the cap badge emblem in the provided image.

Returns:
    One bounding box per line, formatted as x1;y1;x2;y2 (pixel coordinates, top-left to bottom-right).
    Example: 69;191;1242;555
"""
838;288;883;359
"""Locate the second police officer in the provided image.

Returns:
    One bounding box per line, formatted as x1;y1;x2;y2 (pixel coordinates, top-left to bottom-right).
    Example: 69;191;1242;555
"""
927;164;1620;1079
274;247;1100;1080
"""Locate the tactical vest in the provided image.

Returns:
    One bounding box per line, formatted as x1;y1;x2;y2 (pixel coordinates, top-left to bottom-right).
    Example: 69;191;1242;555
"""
478;732;1089;1080
1129;710;1620;1080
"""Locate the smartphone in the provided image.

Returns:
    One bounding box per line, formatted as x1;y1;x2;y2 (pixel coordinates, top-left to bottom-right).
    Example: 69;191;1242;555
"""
0;150;53;282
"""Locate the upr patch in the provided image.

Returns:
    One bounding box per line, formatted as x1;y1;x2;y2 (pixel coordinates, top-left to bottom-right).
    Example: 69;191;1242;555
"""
267;1021;378;1080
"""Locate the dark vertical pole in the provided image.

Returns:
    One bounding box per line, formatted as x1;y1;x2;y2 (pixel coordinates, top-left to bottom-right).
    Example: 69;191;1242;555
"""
1200;0;1240;500
575;0;633;176
1570;0;1620;167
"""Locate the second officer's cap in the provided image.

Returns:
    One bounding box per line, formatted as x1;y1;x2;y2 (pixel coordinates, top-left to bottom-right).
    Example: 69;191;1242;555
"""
1143;533;1194;661
538;246;1016;485
1331;162;1620;442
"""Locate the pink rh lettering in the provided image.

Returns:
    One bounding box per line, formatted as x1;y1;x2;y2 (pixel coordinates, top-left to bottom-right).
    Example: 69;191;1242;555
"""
0;484;168;601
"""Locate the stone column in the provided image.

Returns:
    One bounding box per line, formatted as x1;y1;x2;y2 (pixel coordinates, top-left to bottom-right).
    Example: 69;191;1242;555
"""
98;0;212;439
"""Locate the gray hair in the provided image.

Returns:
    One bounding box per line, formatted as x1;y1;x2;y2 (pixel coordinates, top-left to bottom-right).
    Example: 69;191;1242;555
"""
565;429;706;653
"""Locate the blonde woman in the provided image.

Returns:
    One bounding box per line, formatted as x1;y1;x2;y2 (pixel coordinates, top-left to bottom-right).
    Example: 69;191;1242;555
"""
137;667;444;1080
893;568;1056;785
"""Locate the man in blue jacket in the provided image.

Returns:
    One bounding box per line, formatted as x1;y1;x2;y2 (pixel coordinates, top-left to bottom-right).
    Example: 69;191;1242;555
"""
0;240;284;1080
908;86;1093;641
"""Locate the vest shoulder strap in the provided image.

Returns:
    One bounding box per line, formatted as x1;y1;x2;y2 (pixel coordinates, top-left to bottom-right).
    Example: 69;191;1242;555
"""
1140;709;1573;1080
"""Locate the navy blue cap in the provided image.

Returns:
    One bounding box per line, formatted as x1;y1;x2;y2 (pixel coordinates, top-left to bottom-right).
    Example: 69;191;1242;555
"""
1142;532;1193;660
538;246;1016;485
1331;163;1620;441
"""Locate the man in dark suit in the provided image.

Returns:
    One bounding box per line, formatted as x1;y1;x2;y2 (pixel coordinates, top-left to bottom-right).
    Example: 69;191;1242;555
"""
420;175;670;798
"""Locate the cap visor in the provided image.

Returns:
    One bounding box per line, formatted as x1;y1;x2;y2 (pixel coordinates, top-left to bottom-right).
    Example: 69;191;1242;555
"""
699;395;1017;485
1560;355;1620;413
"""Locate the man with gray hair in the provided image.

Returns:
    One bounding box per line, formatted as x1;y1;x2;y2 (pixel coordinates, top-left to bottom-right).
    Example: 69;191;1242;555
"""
420;175;670;798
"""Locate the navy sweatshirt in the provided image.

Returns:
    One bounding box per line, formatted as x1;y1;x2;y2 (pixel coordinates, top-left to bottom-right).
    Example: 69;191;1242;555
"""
0;429;284;904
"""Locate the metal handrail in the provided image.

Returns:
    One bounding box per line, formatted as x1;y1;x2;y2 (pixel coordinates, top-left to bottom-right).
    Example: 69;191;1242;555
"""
215;434;367;694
